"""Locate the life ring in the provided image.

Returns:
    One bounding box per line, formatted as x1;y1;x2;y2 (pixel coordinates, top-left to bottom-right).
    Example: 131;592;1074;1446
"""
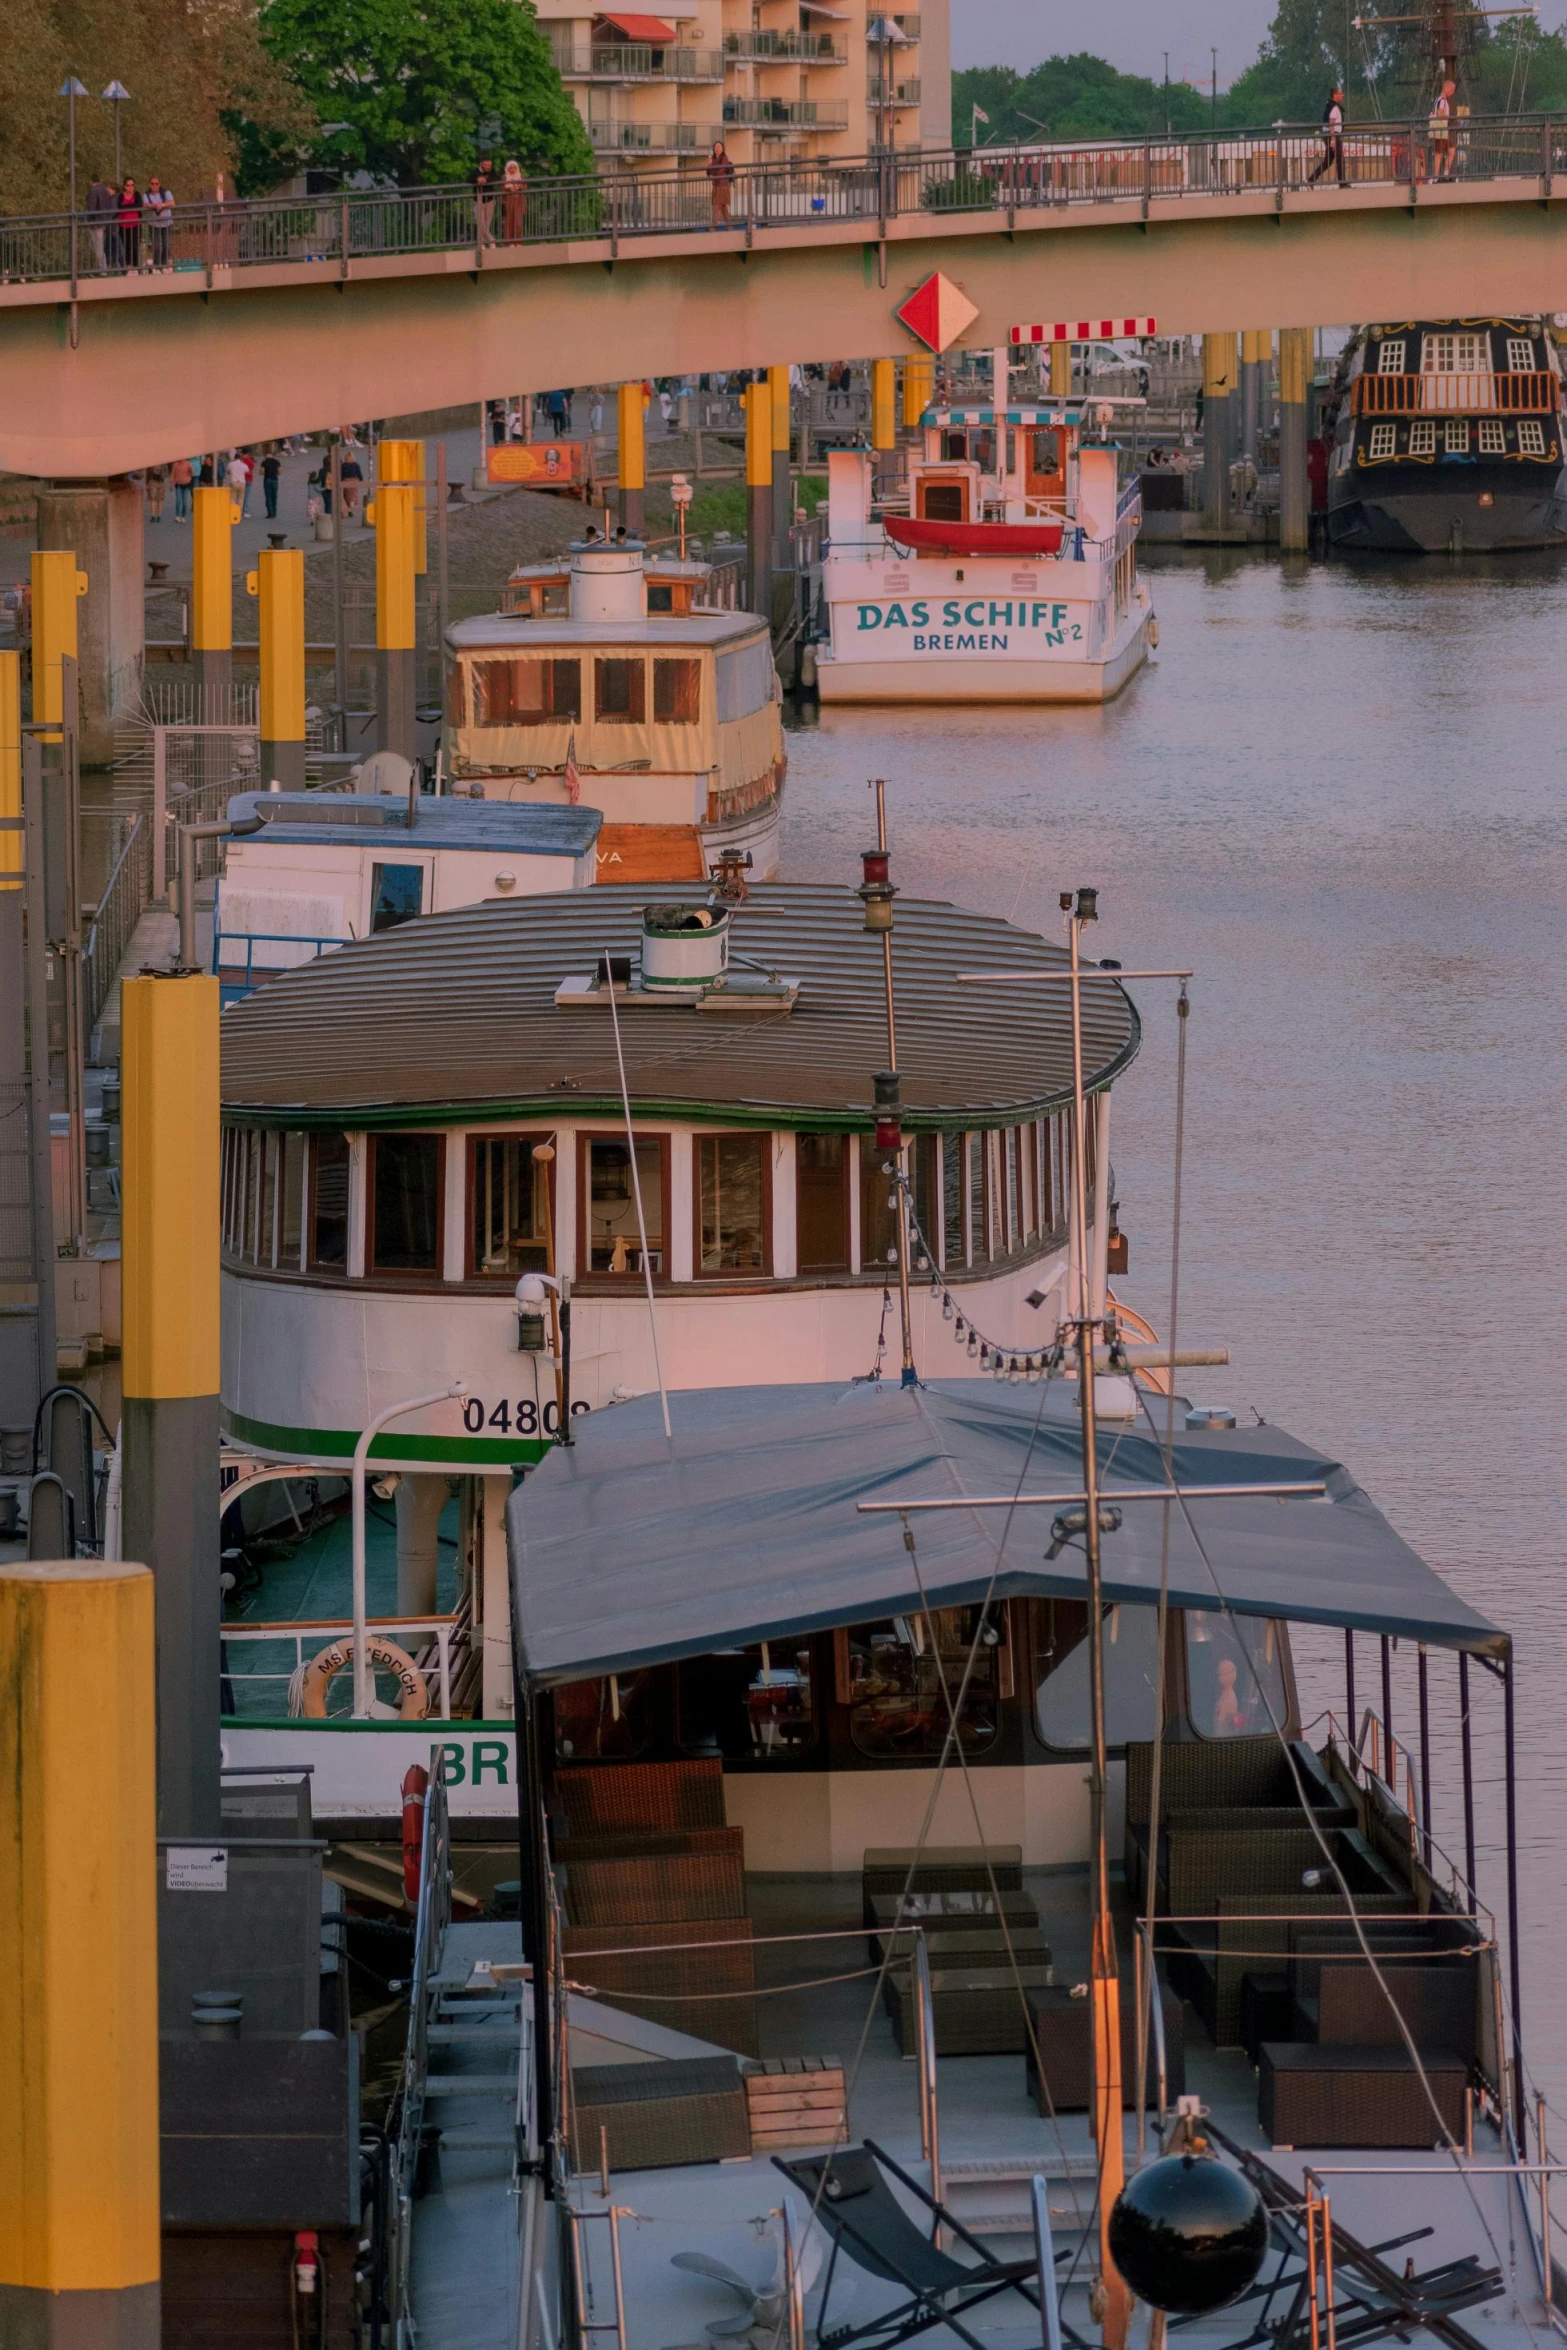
297;1635;428;1720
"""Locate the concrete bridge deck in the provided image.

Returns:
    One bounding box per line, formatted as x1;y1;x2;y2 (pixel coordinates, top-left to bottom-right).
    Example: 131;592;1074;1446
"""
5;122;1567;475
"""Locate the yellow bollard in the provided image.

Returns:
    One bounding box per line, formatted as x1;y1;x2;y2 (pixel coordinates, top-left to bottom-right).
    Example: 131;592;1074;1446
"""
902;356;933;429
1049;340;1072;399
0;1558;161;2350
379;437;428;575
30;550;88;741
370;473;418;761
871;358;896;452
250;548;306;788
745;376;774;619
190;484;239;697
617;382;646;533
1278;325;1312;552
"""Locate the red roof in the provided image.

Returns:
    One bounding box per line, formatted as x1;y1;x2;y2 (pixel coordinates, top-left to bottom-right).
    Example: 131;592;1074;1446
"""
595;12;678;36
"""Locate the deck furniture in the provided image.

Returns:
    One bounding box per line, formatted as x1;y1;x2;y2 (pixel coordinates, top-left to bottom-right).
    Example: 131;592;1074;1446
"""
1297;1959;1477;2065
889;1960;1058;2056
1258;2042;1468;2149
865;1888;1041;1967
1166;1890;1413;2048
1238;1972;1295;2064
564;1917;758;2056
1023;1983;1186;2111
559;1846;746;1926
555;1759;727;1837
861;1845;1023;1925
772;2140;1075;2350
877;1926;1054;2006
569;2053;751;2171
554;1825;744;1862
1123;1739;1346;1906
742;2057;847;2150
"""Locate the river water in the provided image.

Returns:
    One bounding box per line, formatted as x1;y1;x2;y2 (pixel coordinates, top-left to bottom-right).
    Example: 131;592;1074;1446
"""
780;544;1567;2118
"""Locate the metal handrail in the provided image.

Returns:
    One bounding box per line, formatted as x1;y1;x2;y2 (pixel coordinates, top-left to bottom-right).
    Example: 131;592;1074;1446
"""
1352;370;1559;414
1;116;1566;297
390;1750;452;2334
221;1612;461;1718
81;811;148;1038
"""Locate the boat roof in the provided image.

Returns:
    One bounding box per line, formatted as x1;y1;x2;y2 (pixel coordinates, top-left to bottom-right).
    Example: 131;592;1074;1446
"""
446;610;765;651
218;884;1140;1127
226;791;601;854
506;1378;1504;1684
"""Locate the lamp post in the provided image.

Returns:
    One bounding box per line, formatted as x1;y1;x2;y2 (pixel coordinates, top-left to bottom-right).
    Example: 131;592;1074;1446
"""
102;81;132;184
351;1381;467;1715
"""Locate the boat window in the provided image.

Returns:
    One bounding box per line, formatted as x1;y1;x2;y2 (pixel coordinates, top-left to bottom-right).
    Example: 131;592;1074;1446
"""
1409;420;1437;457
1186;1611;1288;1739
714;636;775;721
1034;1599;1163;1752
370;1133;443;1275
797;1132;849;1272
309;1133;350;1270
697;1133;768;1276
1005;1129;1021;1252
1519;420;1546;456
469;1135;552;1278
940;430;968;460
1506;336;1535;373
919;480;965;522
470;656;581;726
969;1130;990;1263
677;1641;817;1759
553;1673;653;1762
258;1131;279;1266
911;1135;937;1265
582;1136;666;1275
942;1133;965;1267
1027;428;1062;478
1375;339;1407;376
1368;422;1397;462
221;1128;240;1253
843;1610;1006;1758
1422;332;1488;375
860;1134;898;1275
653;656;701;724
1478;419;1506;456
281;1133;305;1268
445;659;466;724
594;657;645;723
1445;419;1469;456
370;863;424;933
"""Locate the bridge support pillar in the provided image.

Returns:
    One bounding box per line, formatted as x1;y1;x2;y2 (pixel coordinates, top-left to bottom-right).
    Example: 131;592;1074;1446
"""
1202;332;1236;533
36;482;142;763
745;376;773;623
372;473;418;763
617;383;645;535
190;484;236;711
253;547;306;789
1241;330;1267;463
1278;327;1311;553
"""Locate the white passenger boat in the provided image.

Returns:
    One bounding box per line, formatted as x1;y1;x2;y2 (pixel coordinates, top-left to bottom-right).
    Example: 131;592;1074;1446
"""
444;537;785;883
815;391;1155;705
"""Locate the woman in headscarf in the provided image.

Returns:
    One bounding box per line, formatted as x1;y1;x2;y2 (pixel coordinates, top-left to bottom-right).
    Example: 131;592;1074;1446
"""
501;159;527;243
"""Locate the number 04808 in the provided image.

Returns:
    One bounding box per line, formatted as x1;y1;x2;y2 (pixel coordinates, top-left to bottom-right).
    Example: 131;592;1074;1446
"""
462;1396;588;1437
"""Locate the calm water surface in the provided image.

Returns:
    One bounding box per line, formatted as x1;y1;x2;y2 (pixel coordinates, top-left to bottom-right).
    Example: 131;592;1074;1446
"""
780;547;1567;2113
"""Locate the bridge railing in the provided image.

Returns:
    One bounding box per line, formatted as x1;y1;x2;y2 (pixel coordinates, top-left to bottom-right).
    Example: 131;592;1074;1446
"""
3;115;1566;296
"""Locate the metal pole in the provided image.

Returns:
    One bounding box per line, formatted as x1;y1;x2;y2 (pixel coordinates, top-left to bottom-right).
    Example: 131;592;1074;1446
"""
873;779;915;1387
1345;1630;1356;1743
331;441;348;751
20;739;58;1401
1381;1634;1393;1768
1503;1643;1526;2150
1459;1650;1477;1903
1031;2176;1064;2350
351;1382;465;1713
1417;1646;1432;1863
436;442;450;697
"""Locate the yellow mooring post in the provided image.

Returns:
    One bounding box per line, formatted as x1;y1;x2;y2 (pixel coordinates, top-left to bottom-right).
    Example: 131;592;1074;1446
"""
121;972;222;1840
745;374;773;625
1202;330;1238;533
190;483;238;702
1240;328;1269;463
380;436;428;574
618;382;646;534
870;357;897;453
250;547;306;789
1050;340;1072;400
902;355;933;430
370;458;418;762
1278;326;1312;553
0;1557;161;2350
30;550;87;741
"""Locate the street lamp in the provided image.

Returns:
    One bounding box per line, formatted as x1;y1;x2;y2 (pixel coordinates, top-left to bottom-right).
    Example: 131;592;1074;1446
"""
102;81;132;184
58;78;88;216
350;1380;467;1715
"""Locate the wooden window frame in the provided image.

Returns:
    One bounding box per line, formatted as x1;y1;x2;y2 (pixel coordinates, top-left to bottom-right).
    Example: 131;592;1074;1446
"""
307;1131;351;1274
652;655;702;725
366;1131;447;1281
795;1129;852;1276
593;655;647;725
577;1129;672;1282
693;1130;773;1280
466;1132;558;1282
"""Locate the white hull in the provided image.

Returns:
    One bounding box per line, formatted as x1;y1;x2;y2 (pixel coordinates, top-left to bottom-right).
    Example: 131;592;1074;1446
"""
819;596;1152;705
700;789;781;879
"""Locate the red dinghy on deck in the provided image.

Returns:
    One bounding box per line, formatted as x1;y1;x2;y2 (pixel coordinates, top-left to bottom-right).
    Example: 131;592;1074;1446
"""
883;515;1066;558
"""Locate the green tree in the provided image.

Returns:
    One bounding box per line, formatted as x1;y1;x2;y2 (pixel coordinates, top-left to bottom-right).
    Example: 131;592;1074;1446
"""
954;54;1212;146
255;0;591;186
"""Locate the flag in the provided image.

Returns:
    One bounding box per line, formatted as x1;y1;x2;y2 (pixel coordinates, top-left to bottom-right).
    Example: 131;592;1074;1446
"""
564;728;581;805
974;104;990;122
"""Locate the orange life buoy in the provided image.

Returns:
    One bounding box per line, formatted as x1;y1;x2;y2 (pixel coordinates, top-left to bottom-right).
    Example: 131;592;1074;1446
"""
297;1635;428;1720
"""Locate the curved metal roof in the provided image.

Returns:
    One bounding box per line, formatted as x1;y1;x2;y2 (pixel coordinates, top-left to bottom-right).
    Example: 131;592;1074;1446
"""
219;884;1140;1128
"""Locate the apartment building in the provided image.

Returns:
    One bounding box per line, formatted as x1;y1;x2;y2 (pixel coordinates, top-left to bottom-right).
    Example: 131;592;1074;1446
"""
530;0;950;176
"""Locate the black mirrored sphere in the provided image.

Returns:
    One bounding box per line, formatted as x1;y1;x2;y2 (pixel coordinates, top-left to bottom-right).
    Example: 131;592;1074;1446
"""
1108;2154;1269;2315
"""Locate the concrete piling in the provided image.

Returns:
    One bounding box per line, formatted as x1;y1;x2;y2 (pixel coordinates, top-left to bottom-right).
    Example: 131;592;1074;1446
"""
1241;329;1268;463
1279;326;1312;553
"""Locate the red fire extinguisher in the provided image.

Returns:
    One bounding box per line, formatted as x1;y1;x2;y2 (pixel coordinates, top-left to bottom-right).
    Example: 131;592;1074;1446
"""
291;2230;324;2350
402;1764;429;1905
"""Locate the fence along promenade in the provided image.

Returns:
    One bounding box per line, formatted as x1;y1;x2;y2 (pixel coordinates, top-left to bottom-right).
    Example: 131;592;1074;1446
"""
4;116;1567;300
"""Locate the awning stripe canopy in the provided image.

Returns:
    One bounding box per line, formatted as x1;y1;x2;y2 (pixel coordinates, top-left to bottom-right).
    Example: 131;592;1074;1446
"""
507;1380;1502;1686
595;11;678;36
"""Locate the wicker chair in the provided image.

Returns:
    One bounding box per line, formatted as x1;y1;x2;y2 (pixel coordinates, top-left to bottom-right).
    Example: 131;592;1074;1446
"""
1168;1891;1413;2048
1258;2042;1468;2149
1124;1740;1348;1906
569;2053;750;2171
555;1759;727;1837
1024;1983;1186;2111
888;1961;1057;2057
560;1848;746;1927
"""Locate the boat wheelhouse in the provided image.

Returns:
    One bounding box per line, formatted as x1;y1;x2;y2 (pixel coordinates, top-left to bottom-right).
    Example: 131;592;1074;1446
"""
215;883;1139;1822
1327;317;1567;551
443;538;785;884
816;390;1153;703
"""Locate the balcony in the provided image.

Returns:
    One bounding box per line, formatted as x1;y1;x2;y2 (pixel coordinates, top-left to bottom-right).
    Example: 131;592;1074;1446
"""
558;44;725;80
868;78;923;105
1351;370;1558;414
721;97;850;128
587;119;725;151
892;12;921;31
723;31;846;61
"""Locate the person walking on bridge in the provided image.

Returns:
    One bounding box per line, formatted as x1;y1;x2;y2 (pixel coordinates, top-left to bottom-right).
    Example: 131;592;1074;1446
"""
707;139;735;228
117;178;143;270
501;159;526;242
86;175;115;272
474;156;497;245
1429;78;1456;179
1308;86;1346;185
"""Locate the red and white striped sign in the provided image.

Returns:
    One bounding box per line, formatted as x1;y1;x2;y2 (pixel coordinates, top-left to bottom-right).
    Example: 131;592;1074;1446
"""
1010;318;1157;344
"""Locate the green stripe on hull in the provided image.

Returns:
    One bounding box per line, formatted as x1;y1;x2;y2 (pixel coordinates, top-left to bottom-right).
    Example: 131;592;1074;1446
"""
224;1407;548;1467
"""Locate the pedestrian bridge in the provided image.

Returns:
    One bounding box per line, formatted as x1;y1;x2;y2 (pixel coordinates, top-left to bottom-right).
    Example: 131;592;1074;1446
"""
6;120;1567;475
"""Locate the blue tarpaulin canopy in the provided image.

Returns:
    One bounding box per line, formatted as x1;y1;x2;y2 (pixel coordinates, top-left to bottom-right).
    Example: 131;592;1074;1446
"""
506;1378;1503;1685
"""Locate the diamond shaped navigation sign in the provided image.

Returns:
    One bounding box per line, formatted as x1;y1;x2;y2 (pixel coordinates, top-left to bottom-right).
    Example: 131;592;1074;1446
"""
894;271;979;354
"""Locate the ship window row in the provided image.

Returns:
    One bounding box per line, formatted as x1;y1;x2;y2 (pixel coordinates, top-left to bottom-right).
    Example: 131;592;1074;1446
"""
219;1116;1081;1284
549;1601;1291;1767
1364;417;1547;462
1375;334;1540;376
452;653;703;728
